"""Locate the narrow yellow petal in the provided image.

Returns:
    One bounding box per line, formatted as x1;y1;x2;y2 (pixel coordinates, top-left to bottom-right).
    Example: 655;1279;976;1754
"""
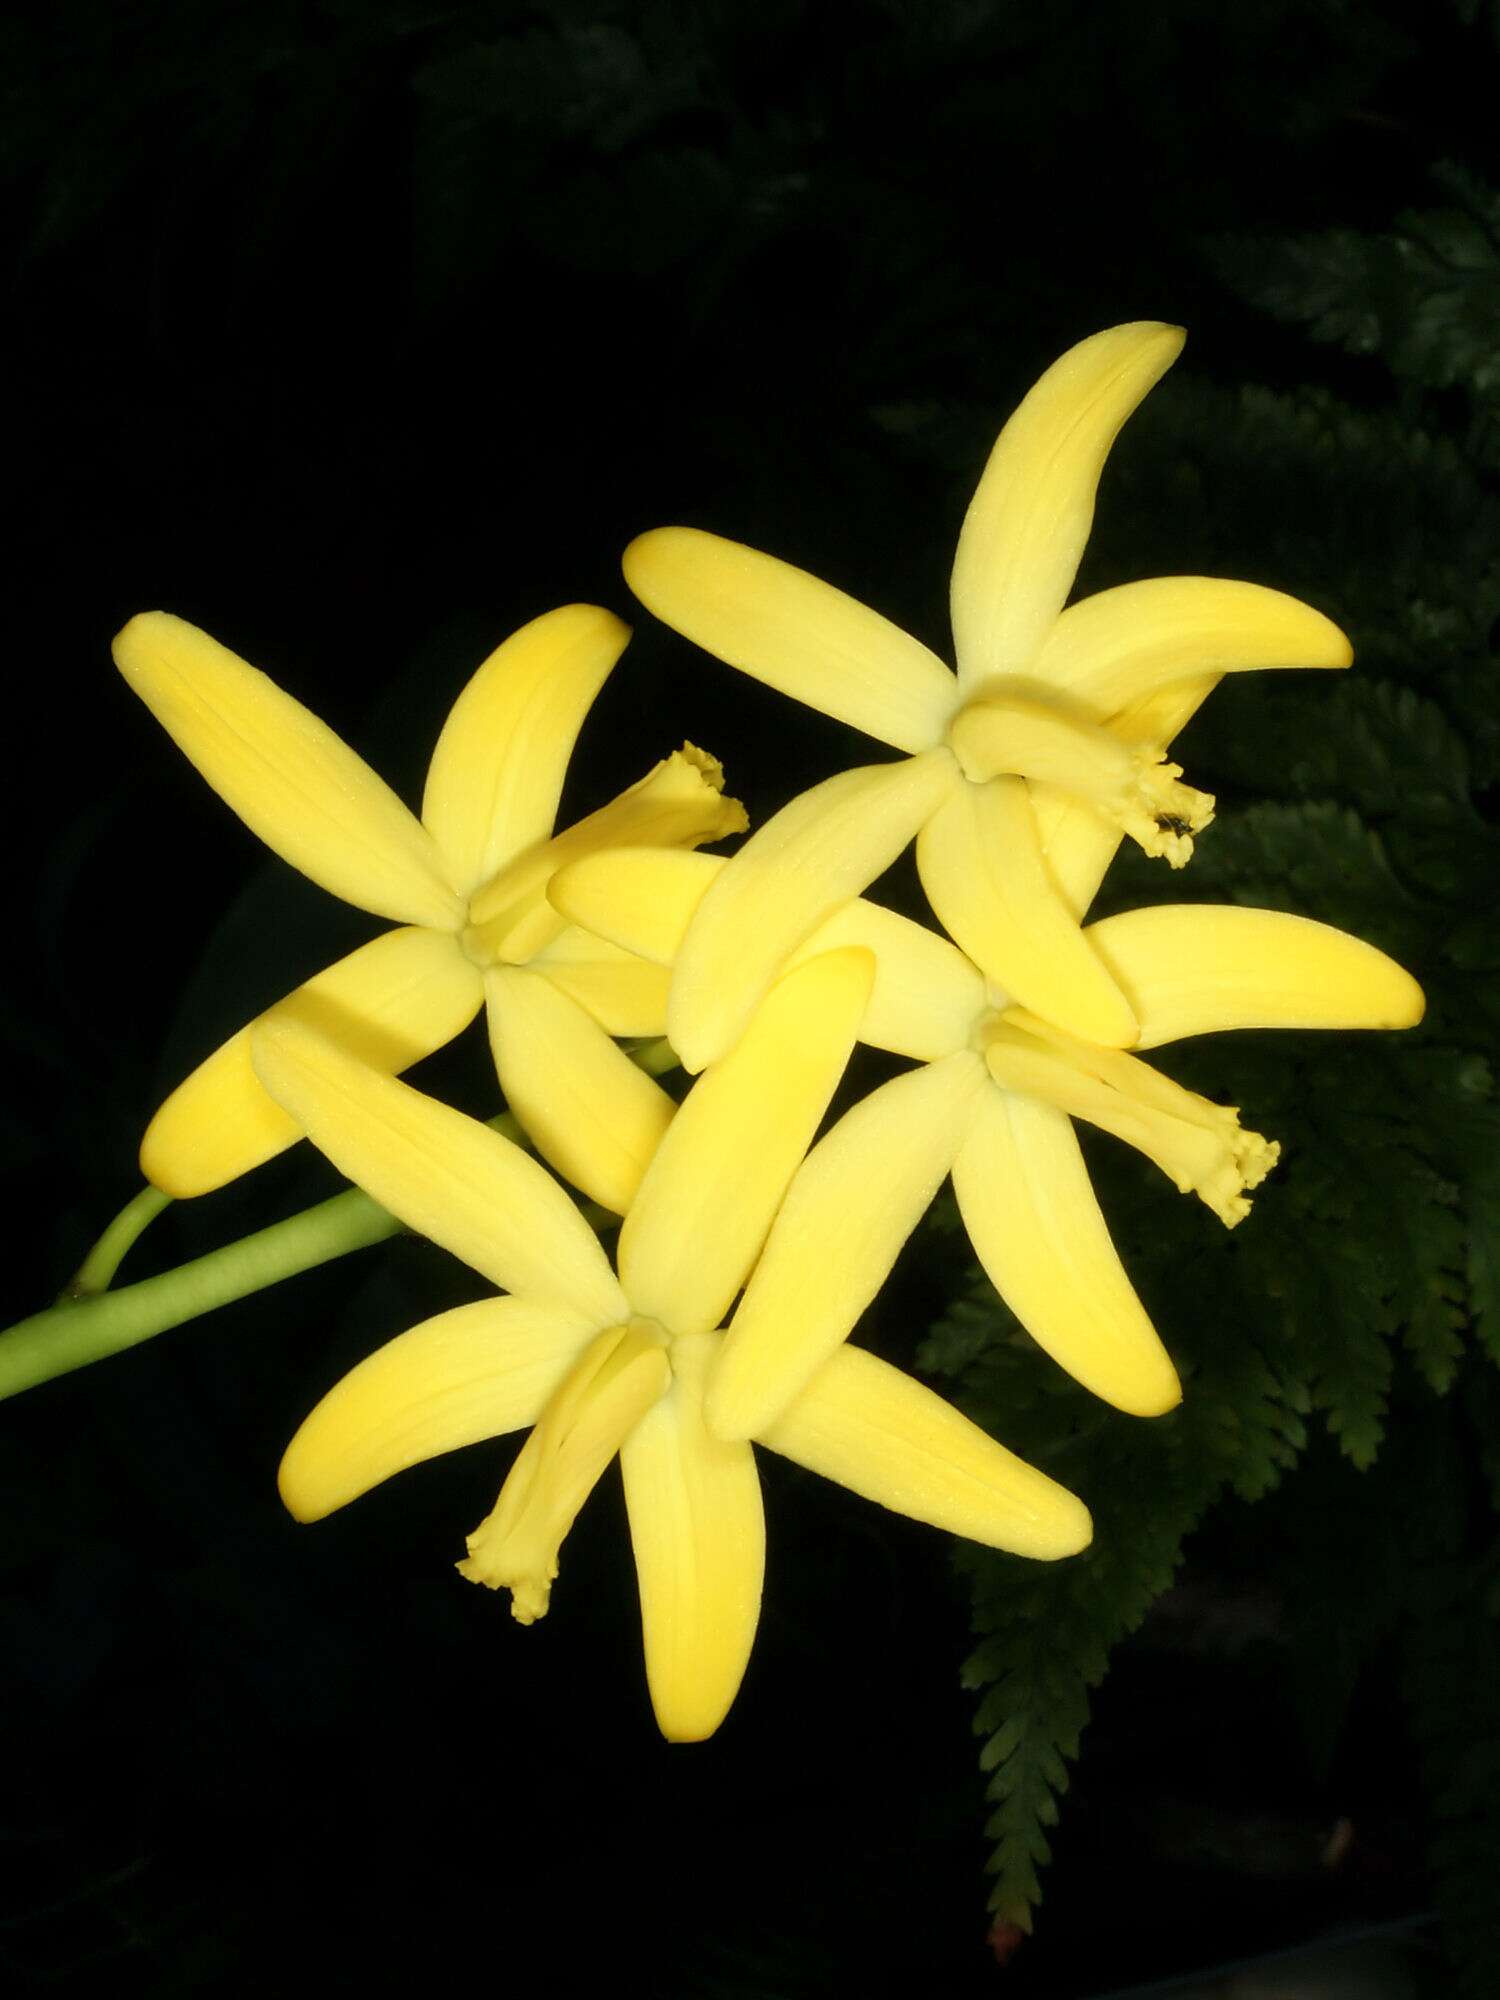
624;527;959;753
790;899;985;1063
1105;671;1220;750
483;967;675;1216
669;750;956;1072
952;1088;1181;1416
529;928;671;1036
1026;785;1122;924
948;691;1215;866
1024;671;1225;921
709;1052;987;1441
421;605;630;896
141;927;484;1196
983;1013;1278;1229
620;948;875;1338
251;1019;627;1325
761;1344;1092;1559
466;745;747;965
950;323;1185;686
548;847;721;965
460;1322;670;1622
278;1296;597;1521
1033;576;1351;713
553;845;984;1063
620;1331;765;1742
114;612;466;928
916;776;1138;1047
1086;904;1426;1049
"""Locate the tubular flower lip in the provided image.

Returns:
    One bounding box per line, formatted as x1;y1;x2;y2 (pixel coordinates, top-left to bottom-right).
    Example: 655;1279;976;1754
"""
250;950;1091;1744
114;608;746;1214
622;322;1353;1068
548;844;1424;1430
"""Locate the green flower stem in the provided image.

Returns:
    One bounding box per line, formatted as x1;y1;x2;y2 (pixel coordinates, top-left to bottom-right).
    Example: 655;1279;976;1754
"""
0;1183;404;1402
61;1185;174;1299
0;1110;528;1404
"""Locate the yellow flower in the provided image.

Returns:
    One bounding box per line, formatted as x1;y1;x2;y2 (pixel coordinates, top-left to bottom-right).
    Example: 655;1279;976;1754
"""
114;607;746;1214
250;950;1091;1742
622;322;1352;1068
550;846;1425;1424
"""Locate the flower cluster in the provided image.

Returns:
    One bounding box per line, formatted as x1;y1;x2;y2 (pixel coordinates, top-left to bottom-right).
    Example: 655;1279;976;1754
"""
119;323;1423;1740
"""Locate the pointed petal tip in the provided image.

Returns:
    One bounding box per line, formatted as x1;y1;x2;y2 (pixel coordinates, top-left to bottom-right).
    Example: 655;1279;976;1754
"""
1394;970;1426;1030
1116;318;1185;356
1118;1361;1184;1420
560;601;632;645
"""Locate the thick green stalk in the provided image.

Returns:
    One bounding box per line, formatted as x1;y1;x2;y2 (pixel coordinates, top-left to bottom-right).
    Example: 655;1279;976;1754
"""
1;1183;405;1401
1;1109;533;1403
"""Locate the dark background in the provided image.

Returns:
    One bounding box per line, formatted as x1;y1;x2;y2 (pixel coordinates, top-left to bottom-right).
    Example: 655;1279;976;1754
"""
3;2;1491;1992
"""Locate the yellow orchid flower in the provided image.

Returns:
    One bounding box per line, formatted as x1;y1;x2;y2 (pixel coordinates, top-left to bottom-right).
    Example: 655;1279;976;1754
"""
622;322;1352;1069
114;607;746;1215
549;846;1425;1425
250;950;1091;1742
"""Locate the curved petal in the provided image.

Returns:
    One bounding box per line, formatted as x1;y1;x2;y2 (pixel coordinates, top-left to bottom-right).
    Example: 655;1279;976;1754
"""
709;1052;986;1441
788;901;985;1063
1033;576;1352;714
114;612;465;928
279;1296;597;1521
548;847;721;964
760;1344;1092;1560
950;323;1184;687
669;750;956;1072
1086;905;1426;1049
529;928;671;1036
552;845;985;1064
619;948;874;1338
916;775;1138;1047
251;1019;627;1325
1025;671;1224;922
951;1087;1181;1416
484;967;675;1216
624;527;958;753
620;1330;765;1742
141;927;484;1197
1026;786;1122;924
467;745;747;967
421;604;629;896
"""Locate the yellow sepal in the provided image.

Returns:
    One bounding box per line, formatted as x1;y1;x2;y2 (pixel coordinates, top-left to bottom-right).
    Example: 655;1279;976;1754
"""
620;1330;765;1742
278;1296;597;1521
142;926;483;1196
952;1088;1181;1416
114;612;464;929
710;1052;987;1440
251;1019;628;1325
950;323;1184;685
624;526;958;753
1086;904;1426;1048
619;948;874;1338
668;751;956;1073
761;1344;1093;1560
421;604;629;896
